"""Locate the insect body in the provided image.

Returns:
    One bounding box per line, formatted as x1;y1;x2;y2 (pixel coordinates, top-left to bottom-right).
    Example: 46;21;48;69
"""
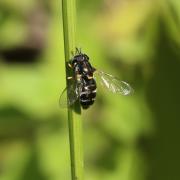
70;49;97;109
59;48;133;109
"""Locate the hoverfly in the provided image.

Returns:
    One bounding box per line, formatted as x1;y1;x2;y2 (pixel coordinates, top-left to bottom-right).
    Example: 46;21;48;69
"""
59;48;133;109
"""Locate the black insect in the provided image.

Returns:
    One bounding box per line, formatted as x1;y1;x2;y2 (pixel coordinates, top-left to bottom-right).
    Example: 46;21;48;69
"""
59;48;133;109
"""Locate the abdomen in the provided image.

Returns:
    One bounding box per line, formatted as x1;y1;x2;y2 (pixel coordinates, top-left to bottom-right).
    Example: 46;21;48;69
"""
80;78;96;109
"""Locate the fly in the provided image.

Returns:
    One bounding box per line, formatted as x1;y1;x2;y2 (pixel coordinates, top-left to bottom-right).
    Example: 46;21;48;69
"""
59;48;134;109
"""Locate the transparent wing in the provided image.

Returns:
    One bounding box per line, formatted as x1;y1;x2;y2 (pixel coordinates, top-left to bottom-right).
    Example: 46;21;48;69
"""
59;84;79;108
94;70;134;95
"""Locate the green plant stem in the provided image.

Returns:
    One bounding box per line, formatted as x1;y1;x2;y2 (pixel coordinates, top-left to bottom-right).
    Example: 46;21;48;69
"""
62;0;83;180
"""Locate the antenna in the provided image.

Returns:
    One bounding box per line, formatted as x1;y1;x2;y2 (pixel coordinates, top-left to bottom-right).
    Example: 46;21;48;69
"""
75;47;82;54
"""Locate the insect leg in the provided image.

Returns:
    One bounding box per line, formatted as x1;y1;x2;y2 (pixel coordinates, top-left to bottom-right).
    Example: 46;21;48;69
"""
67;76;73;80
71;50;75;57
68;63;73;68
87;75;93;79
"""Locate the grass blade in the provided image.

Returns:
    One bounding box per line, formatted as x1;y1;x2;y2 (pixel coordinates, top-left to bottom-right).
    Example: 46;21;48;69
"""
62;0;84;179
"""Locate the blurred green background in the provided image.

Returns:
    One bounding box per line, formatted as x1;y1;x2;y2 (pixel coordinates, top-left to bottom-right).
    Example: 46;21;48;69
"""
0;0;180;180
